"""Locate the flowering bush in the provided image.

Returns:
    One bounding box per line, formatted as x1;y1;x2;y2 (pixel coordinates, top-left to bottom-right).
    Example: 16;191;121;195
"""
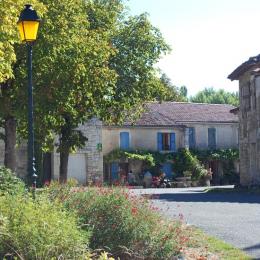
45;184;191;259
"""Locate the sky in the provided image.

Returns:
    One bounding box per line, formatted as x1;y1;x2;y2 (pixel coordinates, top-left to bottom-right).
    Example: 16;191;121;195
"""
127;0;260;96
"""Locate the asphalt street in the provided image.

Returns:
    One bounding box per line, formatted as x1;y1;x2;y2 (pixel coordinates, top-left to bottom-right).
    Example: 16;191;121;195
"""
132;186;260;259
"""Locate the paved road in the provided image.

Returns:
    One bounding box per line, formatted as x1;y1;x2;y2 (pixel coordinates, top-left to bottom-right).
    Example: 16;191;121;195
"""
132;186;260;259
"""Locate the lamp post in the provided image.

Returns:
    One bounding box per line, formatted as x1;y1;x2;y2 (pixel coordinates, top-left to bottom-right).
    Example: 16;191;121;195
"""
17;5;40;199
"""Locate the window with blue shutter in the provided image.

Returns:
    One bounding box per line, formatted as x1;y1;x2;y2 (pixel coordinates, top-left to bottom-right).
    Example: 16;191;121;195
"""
208;128;216;150
120;132;130;150
157;132;163;151
158;132;176;151
170;133;176;151
111;162;119;181
189;127;196;149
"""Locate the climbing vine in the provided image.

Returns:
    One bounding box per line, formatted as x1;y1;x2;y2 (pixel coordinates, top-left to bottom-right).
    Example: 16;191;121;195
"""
104;149;155;166
104;148;239;181
190;148;239;161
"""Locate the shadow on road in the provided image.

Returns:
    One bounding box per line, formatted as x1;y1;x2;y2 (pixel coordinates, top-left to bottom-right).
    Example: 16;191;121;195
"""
150;192;260;204
243;243;260;251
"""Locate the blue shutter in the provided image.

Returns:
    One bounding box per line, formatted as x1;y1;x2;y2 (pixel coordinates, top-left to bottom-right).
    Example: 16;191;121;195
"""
189;127;195;149
120;132;129;150
111;162;119;181
161;163;173;178
170;133;176;151
208;128;216;149
157;132;163;151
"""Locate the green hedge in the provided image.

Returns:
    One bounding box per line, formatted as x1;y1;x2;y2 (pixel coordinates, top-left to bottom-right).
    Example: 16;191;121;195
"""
0;194;90;259
0;166;26;195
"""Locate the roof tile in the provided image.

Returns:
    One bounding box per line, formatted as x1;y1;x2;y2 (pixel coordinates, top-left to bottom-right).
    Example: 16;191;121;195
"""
124;102;238;126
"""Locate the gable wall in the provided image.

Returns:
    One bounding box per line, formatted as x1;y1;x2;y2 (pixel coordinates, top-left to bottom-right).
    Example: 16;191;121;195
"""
238;71;260;185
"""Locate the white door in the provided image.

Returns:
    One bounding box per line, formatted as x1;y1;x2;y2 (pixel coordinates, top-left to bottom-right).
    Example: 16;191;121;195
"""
67;153;87;184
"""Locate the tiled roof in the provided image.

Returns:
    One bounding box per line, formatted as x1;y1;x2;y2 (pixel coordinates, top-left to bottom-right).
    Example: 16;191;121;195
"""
124;102;238;127
228;54;260;80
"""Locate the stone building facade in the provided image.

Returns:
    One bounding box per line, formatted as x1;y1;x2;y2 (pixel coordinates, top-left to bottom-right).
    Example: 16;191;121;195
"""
103;102;238;184
52;118;103;184
229;54;260;186
0;118;103;184
0;103;238;185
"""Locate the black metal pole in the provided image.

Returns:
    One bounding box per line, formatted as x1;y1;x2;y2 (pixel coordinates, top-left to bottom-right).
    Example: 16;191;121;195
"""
27;43;37;199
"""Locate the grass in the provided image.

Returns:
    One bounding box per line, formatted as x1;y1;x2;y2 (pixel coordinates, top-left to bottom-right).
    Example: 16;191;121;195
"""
190;227;253;260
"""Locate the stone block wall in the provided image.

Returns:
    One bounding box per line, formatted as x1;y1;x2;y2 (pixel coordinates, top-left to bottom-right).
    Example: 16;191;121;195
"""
80;118;103;183
238;72;260;186
0;118;103;184
52;118;103;184
0;139;27;179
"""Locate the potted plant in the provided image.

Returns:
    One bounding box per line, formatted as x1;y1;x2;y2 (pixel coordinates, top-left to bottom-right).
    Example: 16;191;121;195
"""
183;170;192;180
202;168;212;186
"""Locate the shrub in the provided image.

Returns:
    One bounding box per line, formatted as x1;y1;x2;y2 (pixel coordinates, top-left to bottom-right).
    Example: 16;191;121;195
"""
0;166;26;195
54;186;190;259
0;194;90;259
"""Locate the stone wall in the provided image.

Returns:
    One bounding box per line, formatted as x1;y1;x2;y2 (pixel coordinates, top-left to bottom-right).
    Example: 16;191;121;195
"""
52;118;103;184
80;118;103;183
0;139;27;179
238;71;260;186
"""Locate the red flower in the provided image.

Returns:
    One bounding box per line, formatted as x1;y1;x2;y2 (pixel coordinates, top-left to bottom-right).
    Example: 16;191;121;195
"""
131;207;138;215
44;180;50;186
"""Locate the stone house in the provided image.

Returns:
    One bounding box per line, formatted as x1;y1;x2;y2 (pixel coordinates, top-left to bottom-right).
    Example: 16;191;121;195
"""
228;54;260;186
103;102;238;184
0;102;238;184
0;118;104;184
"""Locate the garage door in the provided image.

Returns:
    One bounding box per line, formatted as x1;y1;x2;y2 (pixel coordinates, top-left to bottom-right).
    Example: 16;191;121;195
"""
68;154;87;184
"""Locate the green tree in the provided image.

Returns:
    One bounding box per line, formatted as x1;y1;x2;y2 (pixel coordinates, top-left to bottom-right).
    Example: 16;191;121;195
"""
190;87;239;106
1;0;171;182
37;1;172;181
0;0;45;172
180;85;188;99
150;73;187;102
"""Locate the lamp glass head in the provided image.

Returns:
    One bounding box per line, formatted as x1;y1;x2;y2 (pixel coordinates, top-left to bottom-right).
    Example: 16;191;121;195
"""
17;4;40;42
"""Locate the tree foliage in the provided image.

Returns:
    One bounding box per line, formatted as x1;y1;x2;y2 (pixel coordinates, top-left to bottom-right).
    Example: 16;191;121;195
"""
0;0;173;180
190;87;239;106
148;73;188;102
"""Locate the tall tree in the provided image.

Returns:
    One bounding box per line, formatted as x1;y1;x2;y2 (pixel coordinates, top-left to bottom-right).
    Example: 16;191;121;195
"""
190;87;239;106
149;73;187;102
33;0;172;181
0;0;45;172
1;0;172;182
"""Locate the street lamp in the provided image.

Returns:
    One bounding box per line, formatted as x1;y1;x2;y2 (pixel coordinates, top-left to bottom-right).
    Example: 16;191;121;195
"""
17;4;40;198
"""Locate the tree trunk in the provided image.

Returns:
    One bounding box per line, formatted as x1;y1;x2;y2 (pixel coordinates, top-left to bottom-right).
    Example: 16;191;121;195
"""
4;116;16;172
59;123;70;183
43;152;52;183
59;147;69;183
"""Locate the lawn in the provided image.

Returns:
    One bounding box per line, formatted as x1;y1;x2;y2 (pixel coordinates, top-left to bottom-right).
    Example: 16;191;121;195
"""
190;228;252;260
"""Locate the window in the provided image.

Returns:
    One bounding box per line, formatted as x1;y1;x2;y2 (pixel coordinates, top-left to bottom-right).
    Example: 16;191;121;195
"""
208;128;216;150
188;127;196;149
157;132;176;151
120;132;130;150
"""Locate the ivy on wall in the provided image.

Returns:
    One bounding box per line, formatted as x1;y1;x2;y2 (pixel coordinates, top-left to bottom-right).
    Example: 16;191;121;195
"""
190;148;239;161
104;148;239;181
104;149;155;166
